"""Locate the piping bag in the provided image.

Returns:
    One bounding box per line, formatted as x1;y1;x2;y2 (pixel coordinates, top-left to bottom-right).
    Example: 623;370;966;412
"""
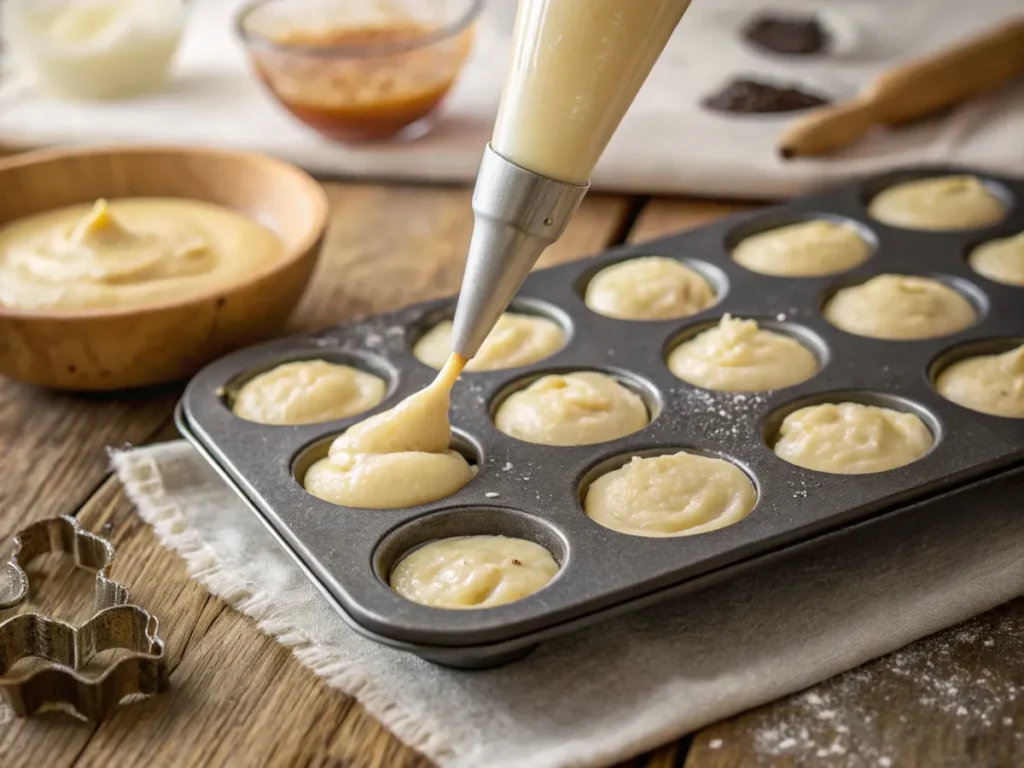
450;0;693;358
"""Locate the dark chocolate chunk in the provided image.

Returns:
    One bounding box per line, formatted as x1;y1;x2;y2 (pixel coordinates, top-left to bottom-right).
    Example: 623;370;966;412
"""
743;14;831;55
702;78;830;114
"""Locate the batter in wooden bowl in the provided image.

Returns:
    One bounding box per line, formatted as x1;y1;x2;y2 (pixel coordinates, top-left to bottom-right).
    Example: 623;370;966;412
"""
233;360;386;425
414;312;565;371
494;371;648;446
969;231;1024;287
936;343;1024;418
731;220;870;277
0;198;282;311
584;452;757;537
773;402;933;474
304;356;474;509
868;175;1005;231
823;274;975;340
584;256;714;320
390;535;559;609
668;314;819;392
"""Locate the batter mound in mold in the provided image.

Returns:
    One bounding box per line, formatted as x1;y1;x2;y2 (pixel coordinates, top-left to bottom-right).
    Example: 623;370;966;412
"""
414;312;565;371
584;256;714;321
494;371;648;446
868;176;1005;231
824;274;975;340
304;356;474;509
936;343;1024;419
731;220;870;277
969;231;1024;287
584;452;757;537
668;314;818;392
390;535;559;609
773;402;933;474
233;360;386;425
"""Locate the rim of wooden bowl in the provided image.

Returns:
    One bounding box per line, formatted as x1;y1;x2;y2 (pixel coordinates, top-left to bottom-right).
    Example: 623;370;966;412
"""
0;144;329;320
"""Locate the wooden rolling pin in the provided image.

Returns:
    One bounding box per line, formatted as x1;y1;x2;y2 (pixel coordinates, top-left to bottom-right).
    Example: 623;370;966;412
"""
779;16;1024;159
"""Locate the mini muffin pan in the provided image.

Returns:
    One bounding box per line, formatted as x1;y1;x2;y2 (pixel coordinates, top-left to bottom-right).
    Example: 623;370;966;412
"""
178;166;1024;668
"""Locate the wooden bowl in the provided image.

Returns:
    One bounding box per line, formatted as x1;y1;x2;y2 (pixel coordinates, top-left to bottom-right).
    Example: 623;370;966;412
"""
0;146;328;390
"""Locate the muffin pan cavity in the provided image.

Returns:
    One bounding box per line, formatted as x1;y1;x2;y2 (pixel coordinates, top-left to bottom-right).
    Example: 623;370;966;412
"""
408;296;574;370
725;211;877;278
374;506;569;587
223;349;399;418
178;166;1024;668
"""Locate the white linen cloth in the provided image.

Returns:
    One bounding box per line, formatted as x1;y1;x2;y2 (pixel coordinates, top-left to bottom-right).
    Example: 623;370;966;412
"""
1;0;1022;198
113;441;1024;768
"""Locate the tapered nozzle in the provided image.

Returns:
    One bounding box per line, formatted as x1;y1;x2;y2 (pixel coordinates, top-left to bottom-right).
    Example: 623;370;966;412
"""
450;145;589;359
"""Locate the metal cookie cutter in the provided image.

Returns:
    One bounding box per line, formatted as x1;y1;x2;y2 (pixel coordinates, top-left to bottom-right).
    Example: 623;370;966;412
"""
0;516;168;720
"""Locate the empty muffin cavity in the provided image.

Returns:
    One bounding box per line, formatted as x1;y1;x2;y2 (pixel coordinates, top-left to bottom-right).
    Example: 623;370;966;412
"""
931;338;1024;419
581;255;724;321
727;214;875;277
227;352;395;425
665;314;826;392
410;297;572;371
374;507;567;610
491;368;660;446
579;447;758;538
764;392;940;475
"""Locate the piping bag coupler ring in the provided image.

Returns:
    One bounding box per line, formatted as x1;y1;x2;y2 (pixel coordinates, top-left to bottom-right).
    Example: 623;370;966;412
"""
451;144;590;358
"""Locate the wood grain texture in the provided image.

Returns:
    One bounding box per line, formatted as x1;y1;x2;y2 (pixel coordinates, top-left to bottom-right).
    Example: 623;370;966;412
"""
291;184;629;330
0;147;327;390
1;185;1020;768
684;598;1024;767
0;379;176;543
0;181;633;768
627;199;760;245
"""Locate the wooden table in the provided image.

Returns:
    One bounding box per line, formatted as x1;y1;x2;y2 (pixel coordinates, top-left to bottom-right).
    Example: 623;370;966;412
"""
1;182;1021;767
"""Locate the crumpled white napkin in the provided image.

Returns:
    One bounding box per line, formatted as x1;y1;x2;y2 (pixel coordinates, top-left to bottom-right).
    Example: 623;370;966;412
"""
113;441;1024;768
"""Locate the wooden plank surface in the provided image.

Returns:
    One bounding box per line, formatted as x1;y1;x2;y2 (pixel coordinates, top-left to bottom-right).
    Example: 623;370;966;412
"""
1;184;1020;768
0;183;640;768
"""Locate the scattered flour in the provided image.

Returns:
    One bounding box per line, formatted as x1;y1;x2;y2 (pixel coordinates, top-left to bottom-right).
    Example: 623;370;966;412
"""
749;607;1024;764
670;387;769;441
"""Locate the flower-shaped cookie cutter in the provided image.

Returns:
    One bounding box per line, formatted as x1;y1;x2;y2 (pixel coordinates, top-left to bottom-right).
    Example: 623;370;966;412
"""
0;516;168;720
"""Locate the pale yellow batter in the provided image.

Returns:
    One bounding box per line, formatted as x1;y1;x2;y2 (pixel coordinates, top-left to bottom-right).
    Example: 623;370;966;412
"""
868;175;1005;230
731;220;871;277
773;402;933;474
494;371;648;446
969;231;1024;287
413;312;565;371
584;452;756;537
823;274;976;340
936;343;1024;419
0;198;283;311
304;355;475;509
390;535;559;609
232;360;386;425
667;314;819;392
584;256;715;321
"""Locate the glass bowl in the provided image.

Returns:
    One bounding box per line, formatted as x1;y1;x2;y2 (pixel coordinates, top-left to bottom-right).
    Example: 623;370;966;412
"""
237;0;482;143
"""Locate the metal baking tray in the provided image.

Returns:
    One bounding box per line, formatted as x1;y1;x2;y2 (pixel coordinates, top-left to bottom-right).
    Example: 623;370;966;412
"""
177;166;1024;668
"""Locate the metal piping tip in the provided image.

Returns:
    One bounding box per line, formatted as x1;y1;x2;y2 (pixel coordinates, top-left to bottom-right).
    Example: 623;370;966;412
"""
450;145;589;359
